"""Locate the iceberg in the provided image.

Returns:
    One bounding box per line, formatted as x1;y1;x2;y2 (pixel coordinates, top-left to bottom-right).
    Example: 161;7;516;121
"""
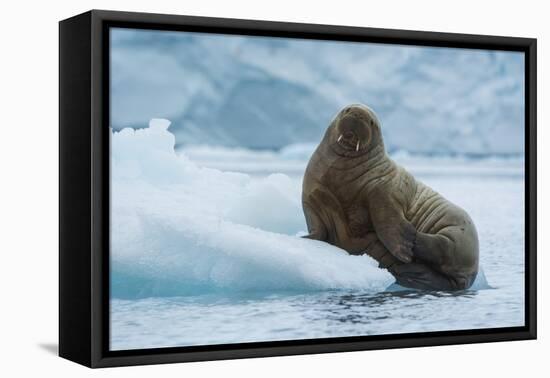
111;120;394;298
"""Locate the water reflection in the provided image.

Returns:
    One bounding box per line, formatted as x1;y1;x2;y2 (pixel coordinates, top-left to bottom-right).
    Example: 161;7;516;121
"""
300;289;480;326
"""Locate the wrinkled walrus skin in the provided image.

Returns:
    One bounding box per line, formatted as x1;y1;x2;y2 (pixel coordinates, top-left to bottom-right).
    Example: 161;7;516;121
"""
302;104;479;291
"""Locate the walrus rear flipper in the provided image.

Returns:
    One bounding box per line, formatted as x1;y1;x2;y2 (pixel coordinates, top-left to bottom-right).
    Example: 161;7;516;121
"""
389;263;457;291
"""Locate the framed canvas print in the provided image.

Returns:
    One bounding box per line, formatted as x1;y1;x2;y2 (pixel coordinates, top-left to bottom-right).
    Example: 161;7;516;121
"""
59;10;537;368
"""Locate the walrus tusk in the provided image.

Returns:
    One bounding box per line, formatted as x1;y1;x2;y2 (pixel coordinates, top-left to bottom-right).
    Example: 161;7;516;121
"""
356;141;360;151
338;135;343;143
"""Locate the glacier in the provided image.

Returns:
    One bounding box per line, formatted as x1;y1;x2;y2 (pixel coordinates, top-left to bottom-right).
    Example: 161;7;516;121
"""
110;28;525;156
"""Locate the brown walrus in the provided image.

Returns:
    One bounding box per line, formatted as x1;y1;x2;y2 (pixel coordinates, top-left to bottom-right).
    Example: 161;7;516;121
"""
302;104;479;291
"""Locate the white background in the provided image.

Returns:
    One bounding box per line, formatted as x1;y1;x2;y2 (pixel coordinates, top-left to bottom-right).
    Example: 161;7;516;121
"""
0;0;546;376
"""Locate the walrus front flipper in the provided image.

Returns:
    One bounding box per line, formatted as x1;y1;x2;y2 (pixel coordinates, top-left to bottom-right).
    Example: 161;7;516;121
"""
302;200;328;241
389;263;457;291
303;186;354;246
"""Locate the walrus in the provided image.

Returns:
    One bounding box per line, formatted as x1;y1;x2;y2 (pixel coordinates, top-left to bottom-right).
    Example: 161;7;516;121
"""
302;104;479;291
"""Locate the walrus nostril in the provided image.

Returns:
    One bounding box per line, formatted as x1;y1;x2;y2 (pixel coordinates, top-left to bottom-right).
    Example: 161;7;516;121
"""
343;131;354;139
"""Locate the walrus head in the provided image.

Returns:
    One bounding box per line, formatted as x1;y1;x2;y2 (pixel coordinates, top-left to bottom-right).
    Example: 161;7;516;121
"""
327;104;383;157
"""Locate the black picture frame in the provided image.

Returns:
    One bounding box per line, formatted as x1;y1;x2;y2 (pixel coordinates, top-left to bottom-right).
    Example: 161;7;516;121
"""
59;9;537;368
